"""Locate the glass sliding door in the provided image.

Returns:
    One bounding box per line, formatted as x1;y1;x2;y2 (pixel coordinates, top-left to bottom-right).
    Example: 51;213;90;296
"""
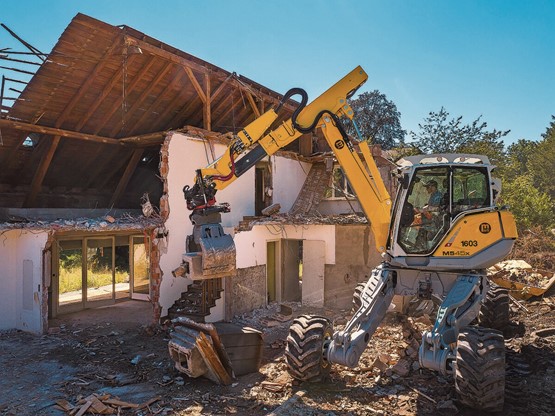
86;237;115;304
58;240;84;308
131;236;150;300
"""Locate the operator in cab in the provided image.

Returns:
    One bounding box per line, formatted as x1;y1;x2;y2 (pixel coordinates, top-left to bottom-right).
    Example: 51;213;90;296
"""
415;180;442;213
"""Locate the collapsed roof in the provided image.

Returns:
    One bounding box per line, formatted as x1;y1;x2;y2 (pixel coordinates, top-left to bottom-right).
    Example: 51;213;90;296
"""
0;13;302;210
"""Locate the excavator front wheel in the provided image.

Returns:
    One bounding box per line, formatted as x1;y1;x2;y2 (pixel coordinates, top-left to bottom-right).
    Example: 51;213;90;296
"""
285;315;333;382
455;326;505;412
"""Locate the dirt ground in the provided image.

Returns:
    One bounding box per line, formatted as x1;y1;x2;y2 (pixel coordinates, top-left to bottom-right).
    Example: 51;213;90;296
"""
1;279;554;416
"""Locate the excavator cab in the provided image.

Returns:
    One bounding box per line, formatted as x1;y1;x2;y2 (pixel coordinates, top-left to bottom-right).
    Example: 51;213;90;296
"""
388;154;517;270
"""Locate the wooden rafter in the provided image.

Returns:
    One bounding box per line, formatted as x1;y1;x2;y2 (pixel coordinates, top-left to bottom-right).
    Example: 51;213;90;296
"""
23;135;60;207
0;118;126;145
74;54;138;131
109;148;144;206
93;57;157;135
129;68;186;135
23;36;124;206
204;73;211;131
124;35;296;111
109;61;173;137
245;91;261;118
185;67;206;103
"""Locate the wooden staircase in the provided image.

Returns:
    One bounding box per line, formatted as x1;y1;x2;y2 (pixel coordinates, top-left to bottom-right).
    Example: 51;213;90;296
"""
168;279;223;323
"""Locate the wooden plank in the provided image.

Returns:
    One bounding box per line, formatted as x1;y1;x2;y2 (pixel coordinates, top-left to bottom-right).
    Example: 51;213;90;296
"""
109;148;144;206
127;36;294;111
0;118;125;146
129;68;186;135
109;61;173;137
54;36;123;130
197;331;233;385
23;135;61;207
73;55;137;131
93;56;157;135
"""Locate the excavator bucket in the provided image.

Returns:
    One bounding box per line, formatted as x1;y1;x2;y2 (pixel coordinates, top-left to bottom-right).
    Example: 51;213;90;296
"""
199;230;236;276
182;221;236;279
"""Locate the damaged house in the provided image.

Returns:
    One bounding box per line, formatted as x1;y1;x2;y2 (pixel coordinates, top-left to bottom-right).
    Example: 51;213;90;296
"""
0;14;395;334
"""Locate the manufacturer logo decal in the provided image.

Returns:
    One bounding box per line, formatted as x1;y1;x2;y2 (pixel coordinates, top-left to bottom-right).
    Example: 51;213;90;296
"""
334;140;345;150
479;223;491;234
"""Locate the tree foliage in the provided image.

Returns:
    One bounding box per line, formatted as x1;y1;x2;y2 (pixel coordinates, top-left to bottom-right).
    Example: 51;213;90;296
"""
409;110;554;231
500;174;554;229
410;107;510;154
346;90;405;150
527;116;555;199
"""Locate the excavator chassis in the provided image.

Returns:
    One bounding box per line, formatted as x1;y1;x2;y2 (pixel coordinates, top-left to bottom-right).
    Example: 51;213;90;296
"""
285;264;506;412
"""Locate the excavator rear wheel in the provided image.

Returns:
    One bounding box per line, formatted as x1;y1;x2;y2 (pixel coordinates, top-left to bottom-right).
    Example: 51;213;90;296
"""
479;283;510;331
285;315;333;382
455;326;505;412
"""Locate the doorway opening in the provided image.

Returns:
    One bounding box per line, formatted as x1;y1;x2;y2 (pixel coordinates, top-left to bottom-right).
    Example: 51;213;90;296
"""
53;234;150;317
281;239;302;302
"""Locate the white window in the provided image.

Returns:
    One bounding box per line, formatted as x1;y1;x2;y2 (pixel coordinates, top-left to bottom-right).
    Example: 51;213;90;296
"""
325;166;355;200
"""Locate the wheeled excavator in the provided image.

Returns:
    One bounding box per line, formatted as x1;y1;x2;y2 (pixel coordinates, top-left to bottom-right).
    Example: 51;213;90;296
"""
182;66;517;411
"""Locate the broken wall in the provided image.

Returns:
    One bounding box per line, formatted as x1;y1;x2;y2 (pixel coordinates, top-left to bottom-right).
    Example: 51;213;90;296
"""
230;265;266;316
158;133;255;318
324;224;381;309
233;224;335;313
271;157;310;213
0;229;49;333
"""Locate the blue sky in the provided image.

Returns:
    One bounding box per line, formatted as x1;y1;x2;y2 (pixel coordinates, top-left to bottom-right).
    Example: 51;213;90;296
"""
2;1;554;145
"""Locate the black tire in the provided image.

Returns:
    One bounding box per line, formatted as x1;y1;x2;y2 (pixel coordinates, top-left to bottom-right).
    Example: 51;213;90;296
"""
352;283;366;312
285;315;333;382
455;326;505;412
479;283;510;331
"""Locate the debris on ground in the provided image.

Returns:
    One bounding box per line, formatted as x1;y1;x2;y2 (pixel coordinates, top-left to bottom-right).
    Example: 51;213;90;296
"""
1;270;554;415
489;259;555;299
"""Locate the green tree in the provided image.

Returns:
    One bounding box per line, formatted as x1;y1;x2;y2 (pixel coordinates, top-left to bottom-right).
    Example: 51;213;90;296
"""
527;116;555;199
503;139;538;181
501;174;554;229
346;90;405;149
410;107;510;154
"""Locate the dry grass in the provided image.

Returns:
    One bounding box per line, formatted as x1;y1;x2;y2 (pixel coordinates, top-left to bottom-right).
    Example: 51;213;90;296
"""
510;226;555;271
59;268;129;293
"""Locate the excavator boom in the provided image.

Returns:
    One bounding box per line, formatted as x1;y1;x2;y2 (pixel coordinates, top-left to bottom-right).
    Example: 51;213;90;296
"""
184;66;392;253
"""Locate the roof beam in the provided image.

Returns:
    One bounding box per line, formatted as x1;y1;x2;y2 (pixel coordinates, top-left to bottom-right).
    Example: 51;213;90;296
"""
0;118;126;145
109;148;144;207
23;135;60;207
245;91;261;118
204;73;211;131
185;67;206;103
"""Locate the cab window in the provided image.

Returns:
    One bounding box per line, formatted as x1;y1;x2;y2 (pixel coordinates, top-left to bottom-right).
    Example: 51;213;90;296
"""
397;166;490;254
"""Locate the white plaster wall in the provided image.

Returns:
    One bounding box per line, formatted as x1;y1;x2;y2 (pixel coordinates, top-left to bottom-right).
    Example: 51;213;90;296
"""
234;224;336;269
159;133;255;316
271;156;310;212
0;229;48;333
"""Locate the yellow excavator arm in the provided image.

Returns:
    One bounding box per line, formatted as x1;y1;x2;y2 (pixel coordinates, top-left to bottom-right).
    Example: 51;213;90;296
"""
184;66;392;252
